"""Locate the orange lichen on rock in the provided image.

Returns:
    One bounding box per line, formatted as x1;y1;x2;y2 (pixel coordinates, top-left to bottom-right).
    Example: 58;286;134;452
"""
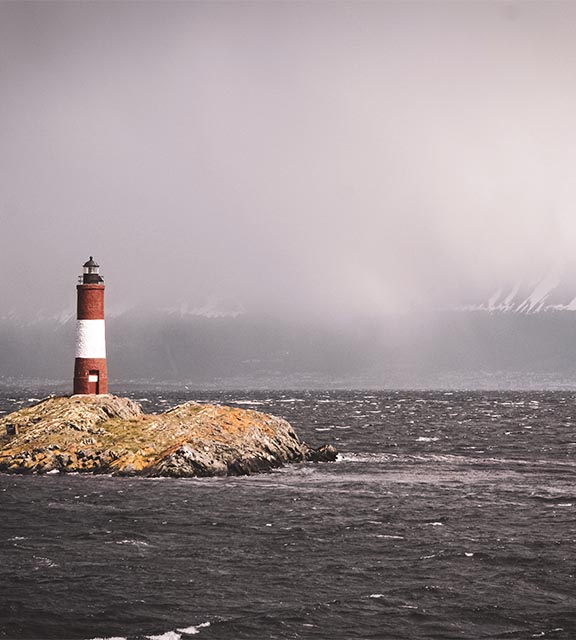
0;395;336;477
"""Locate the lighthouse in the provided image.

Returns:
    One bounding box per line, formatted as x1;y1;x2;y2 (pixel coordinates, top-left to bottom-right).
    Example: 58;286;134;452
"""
73;257;108;394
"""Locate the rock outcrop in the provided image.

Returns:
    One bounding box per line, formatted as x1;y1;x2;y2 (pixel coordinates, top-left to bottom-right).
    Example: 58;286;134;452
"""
0;394;336;476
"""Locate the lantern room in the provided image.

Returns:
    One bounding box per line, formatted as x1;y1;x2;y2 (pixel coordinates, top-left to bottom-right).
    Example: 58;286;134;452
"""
82;256;104;284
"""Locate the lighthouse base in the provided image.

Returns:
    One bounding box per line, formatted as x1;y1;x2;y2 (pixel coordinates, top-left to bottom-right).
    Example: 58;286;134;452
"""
74;358;108;394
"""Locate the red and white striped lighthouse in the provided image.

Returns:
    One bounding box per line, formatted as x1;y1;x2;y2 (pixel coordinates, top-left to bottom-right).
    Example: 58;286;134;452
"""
73;257;108;395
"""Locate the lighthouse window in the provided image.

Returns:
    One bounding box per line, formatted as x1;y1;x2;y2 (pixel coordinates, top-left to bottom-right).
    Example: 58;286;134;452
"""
88;371;99;382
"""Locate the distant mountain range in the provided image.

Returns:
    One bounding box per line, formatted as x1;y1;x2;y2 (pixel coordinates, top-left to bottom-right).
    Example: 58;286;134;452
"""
3;285;576;390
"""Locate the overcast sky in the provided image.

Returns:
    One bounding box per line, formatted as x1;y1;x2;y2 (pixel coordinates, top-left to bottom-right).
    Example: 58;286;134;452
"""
2;0;576;319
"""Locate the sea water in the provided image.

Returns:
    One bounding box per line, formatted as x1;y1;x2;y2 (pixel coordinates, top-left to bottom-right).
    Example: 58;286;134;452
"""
1;390;575;639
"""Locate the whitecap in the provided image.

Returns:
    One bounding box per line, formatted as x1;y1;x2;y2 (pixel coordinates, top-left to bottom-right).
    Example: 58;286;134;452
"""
369;594;385;599
33;556;58;569
147;632;181;640
416;437;439;442
336;452;397;463
177;622;211;635
114;539;150;547
425;522;443;526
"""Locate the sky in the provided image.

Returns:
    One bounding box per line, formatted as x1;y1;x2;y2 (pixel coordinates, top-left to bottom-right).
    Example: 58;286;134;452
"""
2;0;576;320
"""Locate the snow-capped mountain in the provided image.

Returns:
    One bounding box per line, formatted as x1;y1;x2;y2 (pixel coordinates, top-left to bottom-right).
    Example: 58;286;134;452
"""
451;268;576;313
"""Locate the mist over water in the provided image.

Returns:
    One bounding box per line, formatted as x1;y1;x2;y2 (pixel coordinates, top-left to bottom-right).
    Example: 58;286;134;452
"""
2;1;576;324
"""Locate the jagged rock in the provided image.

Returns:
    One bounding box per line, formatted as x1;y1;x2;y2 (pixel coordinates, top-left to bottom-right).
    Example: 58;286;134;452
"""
305;443;338;462
0;394;337;477
150;444;229;477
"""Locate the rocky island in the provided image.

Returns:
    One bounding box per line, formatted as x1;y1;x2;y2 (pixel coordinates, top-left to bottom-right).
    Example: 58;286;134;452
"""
0;394;337;476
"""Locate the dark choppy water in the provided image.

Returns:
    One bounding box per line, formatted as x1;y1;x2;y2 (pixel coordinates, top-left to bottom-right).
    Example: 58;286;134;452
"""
1;390;575;639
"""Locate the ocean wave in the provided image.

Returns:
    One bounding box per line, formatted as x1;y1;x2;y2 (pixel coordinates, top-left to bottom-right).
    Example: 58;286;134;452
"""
336;451;576;469
143;621;211;640
113;539;150;547
33;556;58;569
147;632;181;640
177;622;211;635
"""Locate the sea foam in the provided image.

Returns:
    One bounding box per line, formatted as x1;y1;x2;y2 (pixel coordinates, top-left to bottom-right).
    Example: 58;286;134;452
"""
177;622;211;635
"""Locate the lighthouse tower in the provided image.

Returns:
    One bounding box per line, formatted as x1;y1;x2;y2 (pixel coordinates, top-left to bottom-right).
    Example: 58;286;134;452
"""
73;257;108;394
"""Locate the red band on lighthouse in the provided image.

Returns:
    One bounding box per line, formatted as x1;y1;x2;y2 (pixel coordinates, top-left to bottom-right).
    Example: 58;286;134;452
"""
77;284;105;319
73;257;108;395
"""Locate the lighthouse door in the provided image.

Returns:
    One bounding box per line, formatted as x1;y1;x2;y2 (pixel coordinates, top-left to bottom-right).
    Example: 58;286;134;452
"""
88;370;100;394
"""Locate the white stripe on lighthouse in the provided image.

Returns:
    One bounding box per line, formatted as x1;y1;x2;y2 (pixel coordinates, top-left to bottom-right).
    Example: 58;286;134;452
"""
75;319;106;358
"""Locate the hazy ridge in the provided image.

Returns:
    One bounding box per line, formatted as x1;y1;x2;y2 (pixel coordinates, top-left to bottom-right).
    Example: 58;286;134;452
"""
2;307;576;390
